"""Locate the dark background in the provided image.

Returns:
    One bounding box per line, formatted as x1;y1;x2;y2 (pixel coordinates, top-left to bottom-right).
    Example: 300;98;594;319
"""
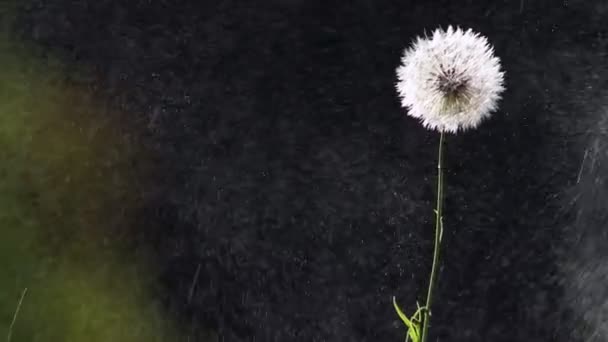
9;0;608;341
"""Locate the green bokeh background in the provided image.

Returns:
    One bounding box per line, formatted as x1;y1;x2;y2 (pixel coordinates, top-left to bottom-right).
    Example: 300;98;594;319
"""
0;19;182;341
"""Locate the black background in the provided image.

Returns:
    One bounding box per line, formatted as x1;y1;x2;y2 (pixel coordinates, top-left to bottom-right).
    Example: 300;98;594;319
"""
11;1;608;341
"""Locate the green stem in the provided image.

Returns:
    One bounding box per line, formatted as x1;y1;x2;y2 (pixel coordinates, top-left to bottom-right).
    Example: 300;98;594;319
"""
7;287;27;342
421;132;445;342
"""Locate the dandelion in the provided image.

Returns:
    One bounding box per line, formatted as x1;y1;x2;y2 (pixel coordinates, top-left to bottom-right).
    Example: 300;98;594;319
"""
396;26;504;133
392;26;505;342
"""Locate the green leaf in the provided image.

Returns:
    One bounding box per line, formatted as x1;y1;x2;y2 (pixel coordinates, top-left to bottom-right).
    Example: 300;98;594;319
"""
392;297;421;342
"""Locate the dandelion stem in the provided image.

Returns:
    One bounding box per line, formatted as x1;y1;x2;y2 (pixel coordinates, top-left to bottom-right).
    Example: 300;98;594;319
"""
421;132;445;342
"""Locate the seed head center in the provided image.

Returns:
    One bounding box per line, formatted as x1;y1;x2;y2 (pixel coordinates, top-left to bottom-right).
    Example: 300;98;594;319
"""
437;68;469;97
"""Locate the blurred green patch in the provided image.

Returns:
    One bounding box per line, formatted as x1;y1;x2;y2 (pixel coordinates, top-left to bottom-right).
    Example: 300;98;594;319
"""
0;17;183;342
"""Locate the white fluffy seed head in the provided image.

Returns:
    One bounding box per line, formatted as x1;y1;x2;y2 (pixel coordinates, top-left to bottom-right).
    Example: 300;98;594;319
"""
396;26;505;133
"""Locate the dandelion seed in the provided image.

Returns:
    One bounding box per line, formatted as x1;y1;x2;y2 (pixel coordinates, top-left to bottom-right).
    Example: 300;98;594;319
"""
396;26;505;133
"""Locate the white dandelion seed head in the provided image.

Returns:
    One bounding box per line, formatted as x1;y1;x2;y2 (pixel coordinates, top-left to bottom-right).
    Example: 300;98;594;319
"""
396;26;505;133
